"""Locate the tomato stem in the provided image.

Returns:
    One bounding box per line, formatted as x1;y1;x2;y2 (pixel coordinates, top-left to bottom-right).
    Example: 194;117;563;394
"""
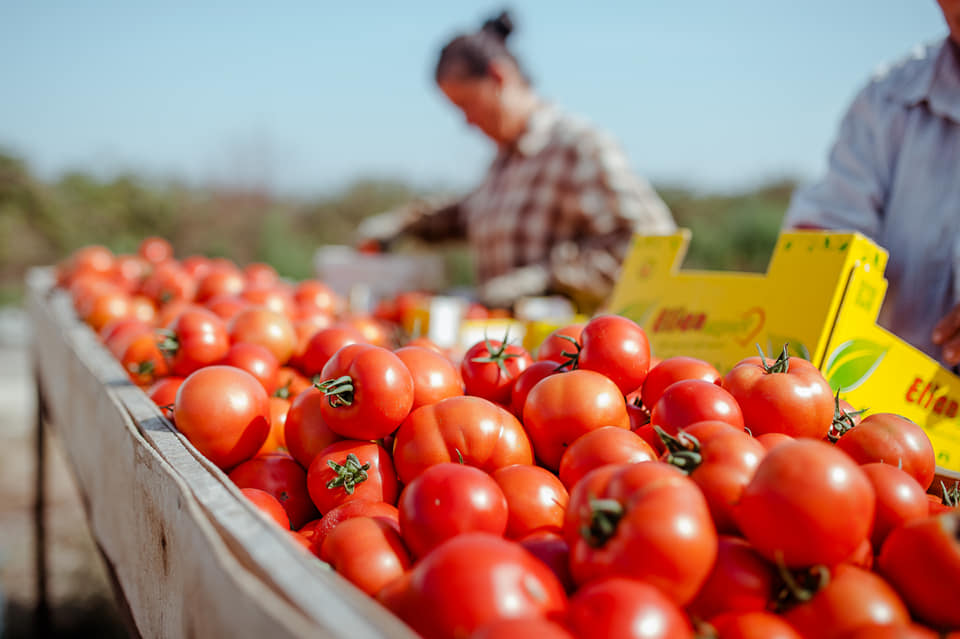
655;426;703;473
156;329;179;355
471;329;524;380
756;343;790;375
555;334;581;370
772;551;830;611
581;497;624;548
942;480;960;508
325;453;370;494
316;375;355;407
826;389;865;442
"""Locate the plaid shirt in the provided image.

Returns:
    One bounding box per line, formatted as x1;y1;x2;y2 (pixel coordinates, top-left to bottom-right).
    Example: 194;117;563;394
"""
364;103;676;308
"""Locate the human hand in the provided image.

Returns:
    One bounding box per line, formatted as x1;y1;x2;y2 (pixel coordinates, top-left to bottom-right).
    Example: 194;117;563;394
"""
932;303;960;365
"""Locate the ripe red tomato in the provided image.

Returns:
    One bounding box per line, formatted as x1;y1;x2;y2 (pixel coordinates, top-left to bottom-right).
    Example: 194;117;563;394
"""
161;307;230;376
721;348;833;439
709;612;802;639
282;386;342;468
137;236;174;265
577;315;652;395
229;452;317;529
173;365;270;469
566;577;693;639
471;618;575;639
557;426;657;491
518;531;574;593
641;356;720;410
460;337;532;405
194;266;245;304
755;432;794;451
735;439;875;568
301;499;399;557
835;413;936;490
833;624;939;639
491;464;569;539
661;421;766;534
255;396;289;456
398;462;508;558
243;262;279;288
272;366;312;399
686;536;776;622
391;395;534;484
219;342;279;392
316;345;414;440
140;261;196;306
240;488;290;529
120;331;170;387
307;440;397;515
395;533;567;639
298;326;366;377
536;323;584;364
320;516;411;596
394;345;463;409
146;376;184;421
564;462;717;604
523;369;631;471
228;307;297;366
293;279;342;316
239;284;296;319
650;379;744;435
783;564;910;639
877;512;960;630
82;288;133;332
509;360;563;418
860;462;929;550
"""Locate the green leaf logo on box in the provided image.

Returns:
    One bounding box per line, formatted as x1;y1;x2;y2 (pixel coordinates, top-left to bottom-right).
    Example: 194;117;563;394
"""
824;339;889;392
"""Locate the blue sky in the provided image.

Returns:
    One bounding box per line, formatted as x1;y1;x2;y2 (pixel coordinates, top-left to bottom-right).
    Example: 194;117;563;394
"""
0;1;948;196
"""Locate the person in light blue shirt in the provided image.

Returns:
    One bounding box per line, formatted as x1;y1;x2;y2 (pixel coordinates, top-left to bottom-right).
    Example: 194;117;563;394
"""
784;0;960;366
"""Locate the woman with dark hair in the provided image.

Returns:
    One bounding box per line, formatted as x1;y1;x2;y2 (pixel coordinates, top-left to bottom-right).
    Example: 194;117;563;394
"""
359;11;675;311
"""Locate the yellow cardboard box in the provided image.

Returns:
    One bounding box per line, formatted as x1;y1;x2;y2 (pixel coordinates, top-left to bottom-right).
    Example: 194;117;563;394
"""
608;229;960;474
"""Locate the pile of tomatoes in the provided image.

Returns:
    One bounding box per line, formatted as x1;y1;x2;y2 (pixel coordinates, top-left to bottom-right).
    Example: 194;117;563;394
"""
56;238;960;639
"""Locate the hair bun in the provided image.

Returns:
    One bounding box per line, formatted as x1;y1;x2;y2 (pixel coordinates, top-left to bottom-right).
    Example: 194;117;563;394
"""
481;11;514;41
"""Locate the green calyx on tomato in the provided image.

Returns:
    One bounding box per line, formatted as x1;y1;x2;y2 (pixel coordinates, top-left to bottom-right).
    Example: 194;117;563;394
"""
757;343;790;374
943;480;960;508
156;328;179;355
315;375;355;407
581;496;624;548
772;551;830;611
655;426;703;473
826;389;866;443
325;453;370;495
551;333;582;370
471;331;525;379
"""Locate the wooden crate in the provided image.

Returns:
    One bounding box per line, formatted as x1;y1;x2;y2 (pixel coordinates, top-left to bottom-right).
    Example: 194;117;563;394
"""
26;268;416;639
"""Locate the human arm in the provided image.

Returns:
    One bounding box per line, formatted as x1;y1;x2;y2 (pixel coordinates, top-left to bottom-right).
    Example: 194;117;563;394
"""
355;195;465;248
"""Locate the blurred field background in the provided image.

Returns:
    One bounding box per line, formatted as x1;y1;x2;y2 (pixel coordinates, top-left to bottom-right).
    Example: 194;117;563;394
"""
0;147;791;306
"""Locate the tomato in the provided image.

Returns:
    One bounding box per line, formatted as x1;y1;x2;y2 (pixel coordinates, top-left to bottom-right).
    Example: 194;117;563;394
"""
160;307;230;376
564;462;718;604
460;336;532;405
736;439;875;568
783;564;910;639
288;314;333;368
128;295;157;324
860;462;929;550
228;452;317;529
180;255;212;280
204;294;250;323
395;533;567;639
140;260;196;306
878;512;960;630
577;315;652;395
518;531;574;593
255;396;289;456
835;413;936;490
110;254;150;293
320;516;411;596
398;462;508;558
316;344;414;440
240;487;290;529
228;307;297;366
307;440;397;515
337;315;394;349
137;236;173;264
509;360;563;418
59;245;114;286
834;624;940;639
394;345;463;409
756;432;794;451
146;376;184;421
282;386;342;468
641;356;720;411
392;395;534;484
82;288;132;332
101;315;149;351
293;279;342;316
219;342;279;392
557;426;657;491
687;536;776;622
120;331;170;386
173;365;271;469
650;379;744;435
491;464;568;539
661;421;766;534
301;499;399;557
709;612;802;639
721;347;833;439
471;618;575;639
299;326;365;377
195;267;246;304
523;369;630;471
272;366;312;399
243;262;279;288
566;577;693;639
535;323;583;364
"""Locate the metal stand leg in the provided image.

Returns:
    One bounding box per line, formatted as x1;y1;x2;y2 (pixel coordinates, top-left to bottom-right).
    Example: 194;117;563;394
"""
33;369;51;636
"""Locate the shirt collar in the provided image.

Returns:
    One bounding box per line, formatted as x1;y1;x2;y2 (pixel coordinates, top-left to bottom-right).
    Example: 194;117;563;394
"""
513;102;560;157
889;38;960;123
